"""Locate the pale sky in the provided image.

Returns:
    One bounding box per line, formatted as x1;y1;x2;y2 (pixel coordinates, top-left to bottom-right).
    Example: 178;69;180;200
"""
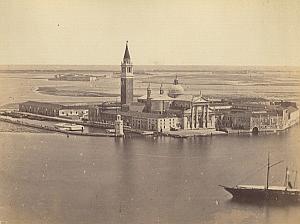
1;0;300;66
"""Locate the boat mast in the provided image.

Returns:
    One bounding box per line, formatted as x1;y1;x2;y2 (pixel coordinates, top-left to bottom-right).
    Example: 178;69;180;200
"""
266;153;270;190
265;153;283;190
284;167;288;187
287;167;290;188
294;170;298;188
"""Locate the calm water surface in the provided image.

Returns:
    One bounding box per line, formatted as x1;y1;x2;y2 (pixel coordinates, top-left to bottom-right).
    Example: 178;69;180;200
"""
0;126;300;224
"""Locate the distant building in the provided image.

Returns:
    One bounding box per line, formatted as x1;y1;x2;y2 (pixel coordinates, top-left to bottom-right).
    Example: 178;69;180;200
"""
217;101;299;133
89;108;182;132
49;73;96;81
19;101;90;120
58;108;88;120
19;101;63;117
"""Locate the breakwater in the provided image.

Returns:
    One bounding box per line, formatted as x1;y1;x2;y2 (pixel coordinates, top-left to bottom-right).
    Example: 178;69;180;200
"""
0;116;117;137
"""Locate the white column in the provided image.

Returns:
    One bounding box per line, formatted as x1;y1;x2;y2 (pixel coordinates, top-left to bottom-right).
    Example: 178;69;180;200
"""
195;106;198;129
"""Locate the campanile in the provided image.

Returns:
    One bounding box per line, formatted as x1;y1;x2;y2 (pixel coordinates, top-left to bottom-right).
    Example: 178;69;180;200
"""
120;41;133;105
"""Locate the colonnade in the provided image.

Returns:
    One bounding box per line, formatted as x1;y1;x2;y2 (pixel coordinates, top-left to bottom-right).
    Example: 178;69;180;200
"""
190;104;209;129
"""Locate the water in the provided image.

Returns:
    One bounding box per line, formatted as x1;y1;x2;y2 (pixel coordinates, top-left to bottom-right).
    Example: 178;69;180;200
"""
0;67;300;223
0;129;300;224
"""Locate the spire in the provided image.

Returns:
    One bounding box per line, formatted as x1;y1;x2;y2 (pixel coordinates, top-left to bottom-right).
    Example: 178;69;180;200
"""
123;41;131;61
147;83;152;99
174;75;179;85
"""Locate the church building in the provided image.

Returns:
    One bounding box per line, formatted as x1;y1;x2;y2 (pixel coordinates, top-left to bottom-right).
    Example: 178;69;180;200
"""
138;76;215;130
89;42;216;132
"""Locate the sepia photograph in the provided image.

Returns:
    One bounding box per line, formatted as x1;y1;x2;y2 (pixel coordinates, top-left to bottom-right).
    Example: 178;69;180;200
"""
0;0;300;223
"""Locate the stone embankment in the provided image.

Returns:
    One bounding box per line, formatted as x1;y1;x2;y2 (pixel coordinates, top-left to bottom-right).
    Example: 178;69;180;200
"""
162;129;227;138
4;111;152;136
0;115;118;137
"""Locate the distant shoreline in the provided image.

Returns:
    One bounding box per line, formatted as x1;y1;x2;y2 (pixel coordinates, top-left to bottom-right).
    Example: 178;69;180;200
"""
36;86;143;98
1;65;300;73
37;86;120;98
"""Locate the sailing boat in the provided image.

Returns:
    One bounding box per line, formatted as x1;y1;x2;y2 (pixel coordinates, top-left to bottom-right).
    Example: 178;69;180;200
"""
220;154;300;202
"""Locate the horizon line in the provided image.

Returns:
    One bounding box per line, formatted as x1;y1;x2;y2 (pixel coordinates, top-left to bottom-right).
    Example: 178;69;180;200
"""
1;64;300;68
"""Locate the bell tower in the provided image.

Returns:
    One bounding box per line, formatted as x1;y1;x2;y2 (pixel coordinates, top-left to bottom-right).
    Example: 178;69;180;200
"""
121;41;134;105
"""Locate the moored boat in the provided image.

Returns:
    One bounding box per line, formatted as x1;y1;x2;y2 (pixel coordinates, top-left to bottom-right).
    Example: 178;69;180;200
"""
54;123;84;131
220;154;300;202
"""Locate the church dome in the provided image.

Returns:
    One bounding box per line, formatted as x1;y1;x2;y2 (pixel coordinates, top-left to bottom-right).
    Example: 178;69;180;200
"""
168;76;184;98
169;84;184;96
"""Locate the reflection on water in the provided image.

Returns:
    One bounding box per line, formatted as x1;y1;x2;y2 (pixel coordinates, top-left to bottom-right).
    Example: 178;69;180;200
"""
228;198;300;208
0;125;299;224
224;198;300;224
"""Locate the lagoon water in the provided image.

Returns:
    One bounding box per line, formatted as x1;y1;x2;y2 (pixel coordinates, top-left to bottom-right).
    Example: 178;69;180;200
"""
0;67;300;223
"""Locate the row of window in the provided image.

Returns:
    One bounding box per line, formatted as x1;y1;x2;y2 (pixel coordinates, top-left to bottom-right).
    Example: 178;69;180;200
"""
61;111;79;115
159;118;176;124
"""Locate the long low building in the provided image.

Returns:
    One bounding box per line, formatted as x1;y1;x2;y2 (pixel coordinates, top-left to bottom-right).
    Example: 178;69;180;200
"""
19;101;90;120
89;107;182;132
19;101;64;117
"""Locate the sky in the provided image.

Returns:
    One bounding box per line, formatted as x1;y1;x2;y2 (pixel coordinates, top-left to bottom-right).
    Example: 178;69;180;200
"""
1;0;300;66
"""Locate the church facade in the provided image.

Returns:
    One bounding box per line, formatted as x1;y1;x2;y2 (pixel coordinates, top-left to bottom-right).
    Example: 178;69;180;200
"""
138;76;215;130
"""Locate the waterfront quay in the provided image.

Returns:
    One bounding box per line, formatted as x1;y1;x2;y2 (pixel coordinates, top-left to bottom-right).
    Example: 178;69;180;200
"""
162;129;226;138
0;110;157;137
0;114;117;137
